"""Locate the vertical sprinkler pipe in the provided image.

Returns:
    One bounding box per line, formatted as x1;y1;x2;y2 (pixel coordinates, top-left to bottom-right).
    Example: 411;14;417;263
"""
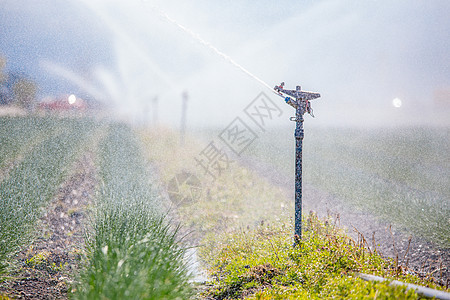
274;84;320;244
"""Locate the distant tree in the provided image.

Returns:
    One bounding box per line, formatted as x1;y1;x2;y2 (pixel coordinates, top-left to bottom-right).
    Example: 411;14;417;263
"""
13;77;37;112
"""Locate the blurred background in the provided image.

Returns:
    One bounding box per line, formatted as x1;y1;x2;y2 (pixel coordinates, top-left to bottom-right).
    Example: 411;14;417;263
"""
1;0;449;127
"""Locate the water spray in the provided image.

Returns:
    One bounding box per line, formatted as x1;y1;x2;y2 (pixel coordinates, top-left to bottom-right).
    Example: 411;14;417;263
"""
149;5;274;93
147;4;324;245
40;60;105;100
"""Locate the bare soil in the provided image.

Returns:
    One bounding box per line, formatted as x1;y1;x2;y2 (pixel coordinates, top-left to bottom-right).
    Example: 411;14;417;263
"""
0;151;98;299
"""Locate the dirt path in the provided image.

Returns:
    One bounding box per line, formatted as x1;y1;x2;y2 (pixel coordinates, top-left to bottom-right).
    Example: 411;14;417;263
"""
240;157;450;287
0;148;99;299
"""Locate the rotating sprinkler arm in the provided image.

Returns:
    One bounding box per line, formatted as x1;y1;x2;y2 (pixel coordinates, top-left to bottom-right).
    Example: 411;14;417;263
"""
274;83;320;115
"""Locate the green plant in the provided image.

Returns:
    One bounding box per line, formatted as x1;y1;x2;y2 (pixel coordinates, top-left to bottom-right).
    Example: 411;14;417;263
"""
74;124;193;299
202;213;447;299
0;116;97;274
25;251;67;273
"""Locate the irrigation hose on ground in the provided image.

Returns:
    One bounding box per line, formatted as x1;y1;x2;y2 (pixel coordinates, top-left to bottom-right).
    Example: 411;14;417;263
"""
356;273;450;300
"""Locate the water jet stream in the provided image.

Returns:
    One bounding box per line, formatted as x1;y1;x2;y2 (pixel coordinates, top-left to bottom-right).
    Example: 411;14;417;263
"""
151;6;275;93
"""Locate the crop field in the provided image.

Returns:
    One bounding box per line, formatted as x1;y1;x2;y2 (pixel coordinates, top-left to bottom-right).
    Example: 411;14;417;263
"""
74;124;192;299
140;127;450;298
1;116;448;299
0;116;97;273
0;116;192;299
245;126;450;247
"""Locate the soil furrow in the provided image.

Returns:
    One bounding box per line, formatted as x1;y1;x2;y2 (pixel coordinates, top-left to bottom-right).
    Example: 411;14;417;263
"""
0;128;104;299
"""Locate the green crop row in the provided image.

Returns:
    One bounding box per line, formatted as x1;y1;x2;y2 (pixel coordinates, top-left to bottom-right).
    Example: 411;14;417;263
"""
0;116;59;168
0;116;97;274
73;124;193;299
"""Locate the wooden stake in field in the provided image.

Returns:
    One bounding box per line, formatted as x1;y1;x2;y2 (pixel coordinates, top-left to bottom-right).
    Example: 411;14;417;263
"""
152;96;158;125
274;83;320;245
180;91;188;146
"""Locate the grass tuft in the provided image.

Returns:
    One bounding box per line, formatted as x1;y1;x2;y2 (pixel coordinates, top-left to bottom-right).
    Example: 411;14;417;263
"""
201;213;447;299
74;123;193;299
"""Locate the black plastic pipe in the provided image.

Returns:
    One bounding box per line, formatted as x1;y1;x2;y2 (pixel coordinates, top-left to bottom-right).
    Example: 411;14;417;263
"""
356;273;450;300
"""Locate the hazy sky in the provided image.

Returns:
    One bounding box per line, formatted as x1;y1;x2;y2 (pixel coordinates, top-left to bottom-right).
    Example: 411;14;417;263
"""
1;0;449;127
